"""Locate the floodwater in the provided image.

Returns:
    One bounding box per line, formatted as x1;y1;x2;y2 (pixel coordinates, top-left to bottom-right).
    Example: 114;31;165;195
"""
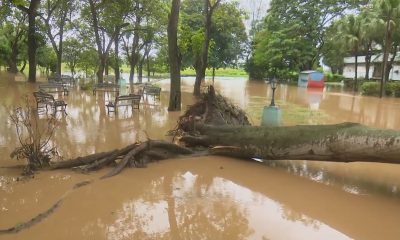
1;72;400;239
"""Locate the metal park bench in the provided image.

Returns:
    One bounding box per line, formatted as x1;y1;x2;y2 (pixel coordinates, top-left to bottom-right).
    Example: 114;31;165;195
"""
106;94;141;114
48;75;75;87
39;83;69;96
143;85;161;100
33;91;67;114
93;83;120;96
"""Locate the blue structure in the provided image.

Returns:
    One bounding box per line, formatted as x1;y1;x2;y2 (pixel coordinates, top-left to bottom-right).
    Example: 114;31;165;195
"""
298;70;325;88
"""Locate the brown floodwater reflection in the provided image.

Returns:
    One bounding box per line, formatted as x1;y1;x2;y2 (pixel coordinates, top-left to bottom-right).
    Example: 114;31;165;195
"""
1;73;400;239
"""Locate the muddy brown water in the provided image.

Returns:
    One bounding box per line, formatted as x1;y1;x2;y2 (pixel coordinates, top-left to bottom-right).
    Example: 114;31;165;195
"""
1;73;400;239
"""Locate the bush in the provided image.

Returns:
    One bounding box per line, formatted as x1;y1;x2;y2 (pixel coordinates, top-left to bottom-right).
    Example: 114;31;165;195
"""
361;82;380;96
386;81;400;97
361;81;400;97
326;73;345;82
79;79;95;91
344;78;366;89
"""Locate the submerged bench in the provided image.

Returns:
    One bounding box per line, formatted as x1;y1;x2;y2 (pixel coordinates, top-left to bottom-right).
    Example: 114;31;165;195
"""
93;83;119;95
106;94;141;114
33;91;67;114
39;83;69;96
48;75;75;87
143;85;161;100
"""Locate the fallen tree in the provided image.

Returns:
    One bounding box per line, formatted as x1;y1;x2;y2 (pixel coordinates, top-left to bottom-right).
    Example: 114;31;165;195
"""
11;86;400;177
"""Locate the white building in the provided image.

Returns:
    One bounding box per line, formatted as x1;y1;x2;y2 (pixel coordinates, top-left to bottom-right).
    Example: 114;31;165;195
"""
343;54;400;80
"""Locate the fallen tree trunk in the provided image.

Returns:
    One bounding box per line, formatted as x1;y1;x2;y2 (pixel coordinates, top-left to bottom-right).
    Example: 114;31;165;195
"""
45;86;400;176
180;123;400;164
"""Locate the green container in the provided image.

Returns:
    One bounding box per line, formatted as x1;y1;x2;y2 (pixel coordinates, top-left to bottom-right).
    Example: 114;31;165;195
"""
261;106;282;127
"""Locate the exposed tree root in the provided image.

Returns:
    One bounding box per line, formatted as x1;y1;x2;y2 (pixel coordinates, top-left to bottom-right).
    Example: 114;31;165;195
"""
0;199;63;235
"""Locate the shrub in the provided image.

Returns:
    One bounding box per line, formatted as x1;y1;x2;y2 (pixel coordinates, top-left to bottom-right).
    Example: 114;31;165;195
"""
10;97;59;174
344;78;366;89
326;73;345;82
361;82;380;96
360;81;400;97
79;79;95;91
387;81;400;97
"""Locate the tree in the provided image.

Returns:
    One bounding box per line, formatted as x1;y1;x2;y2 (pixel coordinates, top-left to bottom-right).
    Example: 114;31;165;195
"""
122;0;167;83
84;0;129;83
167;0;181;111
0;8;27;73
248;0;367;79
193;0;222;96
180;0;246;94
337;14;364;91
208;1;247;81
63;38;82;77
37;44;57;75
321;24;347;74
374;0;400;98
40;0;74;77
10;0;41;82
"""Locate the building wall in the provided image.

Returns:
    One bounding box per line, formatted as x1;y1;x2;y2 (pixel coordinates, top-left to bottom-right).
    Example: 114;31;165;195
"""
343;63;400;81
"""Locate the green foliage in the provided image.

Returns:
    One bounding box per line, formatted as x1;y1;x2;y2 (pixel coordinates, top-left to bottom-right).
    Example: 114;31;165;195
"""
37;45;57;73
326;73;345;82
361;81;382;96
63;38;82;76
248;0;367;78
360;81;400;96
79;79;95;91
180;0;247;70
77;48;98;77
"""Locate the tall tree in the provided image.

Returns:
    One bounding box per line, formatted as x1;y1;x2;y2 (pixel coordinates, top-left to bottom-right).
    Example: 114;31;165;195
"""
11;0;41;82
40;0;74;77
0;8;27;73
374;0;400;97
248;0;367;79
193;0;222;96
85;0;129;83
208;1;247;81
337;14;364;91
168;0;181;111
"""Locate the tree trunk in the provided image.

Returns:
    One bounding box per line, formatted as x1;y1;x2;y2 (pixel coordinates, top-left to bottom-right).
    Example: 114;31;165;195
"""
364;41;372;80
27;0;41;83
8;49;18;73
380;19;392;98
179;123;400;164
104;57;109;76
19;59;27;73
114;30;120;83
354;49;358;92
212;67;215;84
193;0;221;96
138;56;143;83
386;45;398;82
129;4;141;83
168;0;182;111
96;55;106;83
147;54;151;82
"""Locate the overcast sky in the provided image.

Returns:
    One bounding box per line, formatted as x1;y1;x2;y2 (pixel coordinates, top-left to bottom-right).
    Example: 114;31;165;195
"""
238;0;270;30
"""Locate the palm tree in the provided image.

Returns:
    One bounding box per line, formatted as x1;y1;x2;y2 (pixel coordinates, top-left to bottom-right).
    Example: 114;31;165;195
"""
338;14;364;92
360;8;384;80
373;0;400;98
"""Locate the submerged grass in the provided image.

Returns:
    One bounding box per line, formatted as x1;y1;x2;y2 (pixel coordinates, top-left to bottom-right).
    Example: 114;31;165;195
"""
245;97;330;126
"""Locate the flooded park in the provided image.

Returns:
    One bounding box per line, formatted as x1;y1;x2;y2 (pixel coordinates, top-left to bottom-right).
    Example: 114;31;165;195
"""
1;72;400;240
